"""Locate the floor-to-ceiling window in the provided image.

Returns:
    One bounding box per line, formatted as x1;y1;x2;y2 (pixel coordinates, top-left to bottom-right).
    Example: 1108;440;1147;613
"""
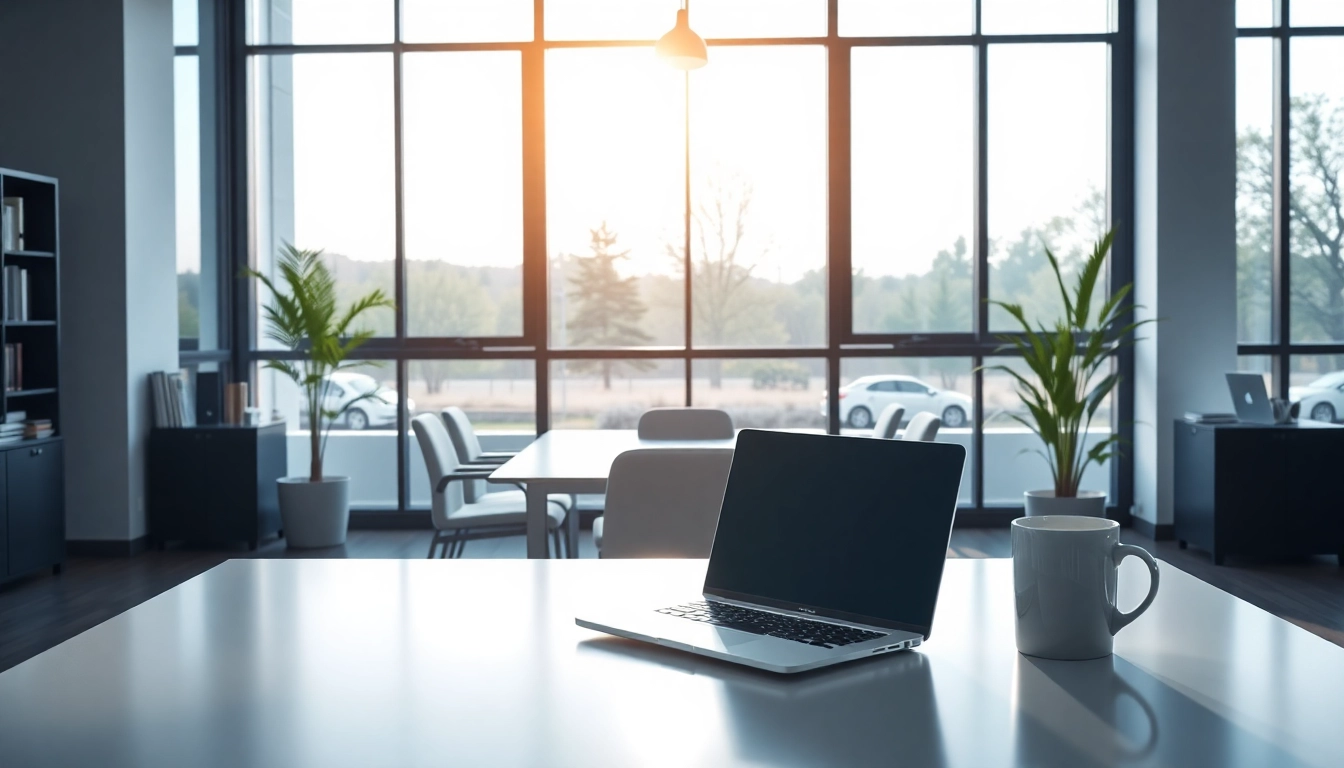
1236;0;1344;422
229;0;1132;517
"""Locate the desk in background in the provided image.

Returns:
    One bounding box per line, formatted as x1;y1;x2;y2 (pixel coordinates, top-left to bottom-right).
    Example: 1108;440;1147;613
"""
1174;420;1344;565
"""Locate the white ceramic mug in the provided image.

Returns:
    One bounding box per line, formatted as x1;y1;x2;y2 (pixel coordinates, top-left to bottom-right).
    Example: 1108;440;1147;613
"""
1011;516;1160;660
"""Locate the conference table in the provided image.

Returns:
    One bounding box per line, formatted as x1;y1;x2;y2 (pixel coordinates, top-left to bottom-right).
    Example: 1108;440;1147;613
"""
1;557;1340;767
490;429;736;559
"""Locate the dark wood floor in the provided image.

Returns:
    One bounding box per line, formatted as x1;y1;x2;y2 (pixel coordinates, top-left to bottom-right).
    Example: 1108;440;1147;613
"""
0;528;1339;673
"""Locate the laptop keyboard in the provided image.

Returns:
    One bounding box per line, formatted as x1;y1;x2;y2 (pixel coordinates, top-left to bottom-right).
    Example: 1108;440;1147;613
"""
657;601;887;649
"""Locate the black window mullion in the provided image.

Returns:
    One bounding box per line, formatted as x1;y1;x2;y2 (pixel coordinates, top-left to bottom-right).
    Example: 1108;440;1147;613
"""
972;0;988;510
526;0;549;433
1272;22;1291;397
393;0;409;512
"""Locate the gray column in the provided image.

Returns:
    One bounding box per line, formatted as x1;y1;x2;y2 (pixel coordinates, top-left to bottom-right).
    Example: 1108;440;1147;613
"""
1132;0;1238;529
0;0;178;543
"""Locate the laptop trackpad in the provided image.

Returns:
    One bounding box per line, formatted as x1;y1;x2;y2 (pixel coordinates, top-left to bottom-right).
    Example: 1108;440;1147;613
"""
715;630;760;648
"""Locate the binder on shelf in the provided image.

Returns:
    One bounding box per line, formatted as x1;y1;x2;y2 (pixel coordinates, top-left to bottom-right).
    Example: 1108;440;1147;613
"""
1;197;22;252
4;343;22;391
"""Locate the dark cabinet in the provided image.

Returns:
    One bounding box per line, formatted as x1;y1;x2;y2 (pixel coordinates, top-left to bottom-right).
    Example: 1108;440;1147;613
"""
149;424;286;550
0;438;65;581
1174;421;1344;565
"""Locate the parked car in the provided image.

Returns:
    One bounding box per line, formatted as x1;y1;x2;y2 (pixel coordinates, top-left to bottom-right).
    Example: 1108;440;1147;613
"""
821;375;972;430
320;372;412;430
1289;371;1344;423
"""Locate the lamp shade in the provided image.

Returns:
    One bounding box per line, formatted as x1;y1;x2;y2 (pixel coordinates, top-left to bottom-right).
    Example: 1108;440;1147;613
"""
656;9;708;70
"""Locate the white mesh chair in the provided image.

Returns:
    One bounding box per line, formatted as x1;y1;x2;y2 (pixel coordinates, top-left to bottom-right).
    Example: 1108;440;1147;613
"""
413;413;567;559
872;405;905;439
594;448;735;558
902;412;942;442
636;408;734;440
442;406;515;503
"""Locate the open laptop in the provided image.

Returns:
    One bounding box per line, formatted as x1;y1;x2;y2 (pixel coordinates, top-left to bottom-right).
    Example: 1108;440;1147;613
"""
1226;372;1275;424
576;429;966;674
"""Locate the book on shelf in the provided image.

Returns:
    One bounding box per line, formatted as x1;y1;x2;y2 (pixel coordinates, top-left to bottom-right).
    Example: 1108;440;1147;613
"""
3;343;21;391
150;371;195;428
1;197;22;252
23;419;52;440
5;410;26;424
3;265;30;321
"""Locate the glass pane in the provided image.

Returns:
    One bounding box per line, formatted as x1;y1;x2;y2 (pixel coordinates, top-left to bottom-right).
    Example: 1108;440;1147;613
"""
255;360;399;507
984;356;1115;505
408;360;535;506
1236;0;1275;28
175;57;209;349
691;358;826;429
852;47;974;334
981;0;1110;34
694;0;826;38
988;44;1109;330
690;46;827;348
174;0;198;46
248;0;394;44
249;54;396;347
1291;355;1344;423
1289;38;1344;342
838;358;973;504
1238;355;1275;401
1293;1;1344;27
545;0;666;41
404;53;522;337
550;359;686;429
547;0;823;41
840;0;974;37
1237;38;1274;343
546;49;685;349
401;0;533;42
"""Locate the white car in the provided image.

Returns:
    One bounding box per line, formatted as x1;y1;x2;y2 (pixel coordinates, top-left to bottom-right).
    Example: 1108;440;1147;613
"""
822;375;972;430
321;372;413;430
1290;372;1344;423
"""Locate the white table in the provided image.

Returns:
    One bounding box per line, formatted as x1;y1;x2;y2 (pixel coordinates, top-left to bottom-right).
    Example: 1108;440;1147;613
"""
490;429;736;558
1;558;1340;767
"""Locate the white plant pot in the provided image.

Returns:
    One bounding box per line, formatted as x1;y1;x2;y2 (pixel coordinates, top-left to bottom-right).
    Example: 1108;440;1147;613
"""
1023;490;1107;517
278;476;350;548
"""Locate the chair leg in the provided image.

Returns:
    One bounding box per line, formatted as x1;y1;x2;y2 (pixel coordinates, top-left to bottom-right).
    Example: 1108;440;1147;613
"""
550;529;561;559
428;532;445;559
452;530;467;559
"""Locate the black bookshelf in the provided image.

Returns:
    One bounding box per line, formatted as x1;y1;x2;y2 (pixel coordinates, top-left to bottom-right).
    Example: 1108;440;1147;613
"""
0;168;63;581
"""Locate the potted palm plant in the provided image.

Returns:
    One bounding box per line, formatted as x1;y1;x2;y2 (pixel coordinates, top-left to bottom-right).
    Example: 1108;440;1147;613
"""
246;245;394;547
986;230;1150;517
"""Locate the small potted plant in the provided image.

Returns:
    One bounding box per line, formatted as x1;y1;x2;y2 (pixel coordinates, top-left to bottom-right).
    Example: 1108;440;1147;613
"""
246;245;394;547
986;230;1150;517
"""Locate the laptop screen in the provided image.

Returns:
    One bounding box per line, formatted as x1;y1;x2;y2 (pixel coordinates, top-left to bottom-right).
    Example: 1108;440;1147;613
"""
703;430;965;636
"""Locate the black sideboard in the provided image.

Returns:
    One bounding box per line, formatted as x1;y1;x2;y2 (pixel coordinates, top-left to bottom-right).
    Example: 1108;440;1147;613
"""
1174;420;1344;565
149;423;286;550
1;437;64;582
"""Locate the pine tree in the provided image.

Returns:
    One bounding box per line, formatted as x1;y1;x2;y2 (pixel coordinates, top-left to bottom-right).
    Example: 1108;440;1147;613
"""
566;222;653;389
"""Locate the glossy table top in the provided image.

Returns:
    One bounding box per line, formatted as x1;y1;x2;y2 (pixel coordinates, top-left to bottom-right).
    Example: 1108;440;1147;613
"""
1;558;1340;767
490;429;735;484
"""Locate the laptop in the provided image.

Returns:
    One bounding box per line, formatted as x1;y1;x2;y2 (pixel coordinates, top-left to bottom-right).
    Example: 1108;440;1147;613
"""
1226;372;1275;424
575;429;966;674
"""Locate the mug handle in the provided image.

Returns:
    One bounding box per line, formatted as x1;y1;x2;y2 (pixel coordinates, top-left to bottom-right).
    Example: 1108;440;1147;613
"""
1110;544;1160;635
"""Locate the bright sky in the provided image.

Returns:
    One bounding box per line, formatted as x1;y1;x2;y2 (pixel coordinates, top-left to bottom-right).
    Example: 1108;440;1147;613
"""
174;1;1341;280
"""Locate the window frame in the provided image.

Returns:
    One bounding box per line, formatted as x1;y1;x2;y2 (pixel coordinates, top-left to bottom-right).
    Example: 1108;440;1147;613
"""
198;0;1135;522
1236;1;1344;394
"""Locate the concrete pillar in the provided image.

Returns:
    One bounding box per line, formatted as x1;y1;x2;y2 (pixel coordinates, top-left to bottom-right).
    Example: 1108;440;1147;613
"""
1132;0;1239;533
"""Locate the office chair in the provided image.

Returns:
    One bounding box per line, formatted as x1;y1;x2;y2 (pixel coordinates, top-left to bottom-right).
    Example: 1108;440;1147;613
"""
594;448;735;558
903;412;942;442
442;406;515;503
412;414;567;559
636;408;734;440
872;405;905;439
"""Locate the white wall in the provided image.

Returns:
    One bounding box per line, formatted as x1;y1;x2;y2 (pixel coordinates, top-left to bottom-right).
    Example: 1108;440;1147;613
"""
1134;0;1239;526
